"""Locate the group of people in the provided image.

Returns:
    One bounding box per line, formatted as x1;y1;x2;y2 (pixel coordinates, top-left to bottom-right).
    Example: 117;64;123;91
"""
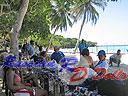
20;40;65;64
19;40;45;60
0;39;122;96
0;40;66;96
78;39;122;68
80;48;122;70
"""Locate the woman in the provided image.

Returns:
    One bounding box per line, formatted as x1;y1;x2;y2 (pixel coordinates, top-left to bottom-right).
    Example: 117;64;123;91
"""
5;56;48;96
80;48;93;68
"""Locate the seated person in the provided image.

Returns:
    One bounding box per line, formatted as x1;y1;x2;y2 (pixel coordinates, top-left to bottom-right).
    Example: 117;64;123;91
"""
39;51;48;61
0;50;8;89
5;55;48;96
80;48;93;68
75;51;108;91
51;46;65;63
23;68;39;87
93;50;109;75
94;50;109;70
82;50;109;90
31;51;47;66
39;46;44;53
109;49;122;67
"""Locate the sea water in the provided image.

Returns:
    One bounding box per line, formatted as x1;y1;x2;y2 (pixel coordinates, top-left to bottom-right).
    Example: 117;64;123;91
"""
89;45;128;53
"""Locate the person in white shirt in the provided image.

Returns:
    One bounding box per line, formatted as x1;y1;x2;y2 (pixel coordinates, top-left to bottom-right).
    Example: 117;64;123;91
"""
109;49;122;67
79;48;93;68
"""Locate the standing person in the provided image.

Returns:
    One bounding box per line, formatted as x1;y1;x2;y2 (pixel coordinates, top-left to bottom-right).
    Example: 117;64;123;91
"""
21;40;30;60
35;42;40;55
51;46;65;63
78;39;88;55
27;40;35;57
21;40;29;54
109;49;122;67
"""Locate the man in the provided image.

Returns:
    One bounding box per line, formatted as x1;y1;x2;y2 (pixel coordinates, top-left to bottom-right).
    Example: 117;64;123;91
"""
35;42;40;55
78;39;88;55
109;49;122;67
27;40;35;57
94;50;109;70
51;46;65;63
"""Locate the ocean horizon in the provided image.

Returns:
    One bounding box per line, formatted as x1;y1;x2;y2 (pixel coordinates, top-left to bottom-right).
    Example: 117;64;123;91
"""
51;45;128;54
89;45;128;53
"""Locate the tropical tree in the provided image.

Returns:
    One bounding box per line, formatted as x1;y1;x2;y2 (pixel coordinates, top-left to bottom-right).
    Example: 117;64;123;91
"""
45;0;73;52
20;0;50;43
0;0;50;59
0;0;29;59
9;0;29;60
72;0;107;53
0;0;118;58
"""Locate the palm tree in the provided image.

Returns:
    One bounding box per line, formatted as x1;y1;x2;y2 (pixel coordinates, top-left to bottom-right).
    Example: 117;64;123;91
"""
72;0;107;53
45;0;73;52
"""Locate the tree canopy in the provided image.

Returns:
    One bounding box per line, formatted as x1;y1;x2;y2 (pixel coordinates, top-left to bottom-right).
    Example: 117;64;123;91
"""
0;0;118;51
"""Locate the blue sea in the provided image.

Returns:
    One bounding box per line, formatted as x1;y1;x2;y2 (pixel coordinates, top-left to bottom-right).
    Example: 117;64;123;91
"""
58;45;128;54
89;45;128;53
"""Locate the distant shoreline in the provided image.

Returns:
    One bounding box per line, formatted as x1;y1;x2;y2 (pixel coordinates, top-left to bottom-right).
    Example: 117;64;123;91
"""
97;45;128;47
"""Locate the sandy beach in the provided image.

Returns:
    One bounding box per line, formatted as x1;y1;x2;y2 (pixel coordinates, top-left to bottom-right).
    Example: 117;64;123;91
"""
64;52;128;74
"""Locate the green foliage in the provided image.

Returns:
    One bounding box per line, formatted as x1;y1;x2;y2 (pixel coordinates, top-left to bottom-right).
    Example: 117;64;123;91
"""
0;0;117;50
86;41;97;47
47;0;73;31
52;35;77;48
51;35;97;48
20;0;50;39
0;0;22;11
71;0;107;25
79;39;97;47
0;12;16;34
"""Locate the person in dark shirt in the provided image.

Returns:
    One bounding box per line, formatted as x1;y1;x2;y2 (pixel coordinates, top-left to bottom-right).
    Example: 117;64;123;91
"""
51;46;65;63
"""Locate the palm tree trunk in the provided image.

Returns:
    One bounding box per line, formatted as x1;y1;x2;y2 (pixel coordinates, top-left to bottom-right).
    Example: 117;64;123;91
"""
9;0;29;60
46;27;58;53
74;7;87;54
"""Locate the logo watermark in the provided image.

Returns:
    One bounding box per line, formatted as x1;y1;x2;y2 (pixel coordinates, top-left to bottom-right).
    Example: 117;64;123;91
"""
3;55;128;84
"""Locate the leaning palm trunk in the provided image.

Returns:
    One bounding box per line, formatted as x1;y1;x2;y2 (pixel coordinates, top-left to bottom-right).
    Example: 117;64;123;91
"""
74;7;87;53
46;27;58;53
9;0;29;60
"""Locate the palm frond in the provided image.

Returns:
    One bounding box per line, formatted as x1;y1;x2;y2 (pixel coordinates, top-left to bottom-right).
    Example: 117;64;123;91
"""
66;15;73;27
91;0;107;10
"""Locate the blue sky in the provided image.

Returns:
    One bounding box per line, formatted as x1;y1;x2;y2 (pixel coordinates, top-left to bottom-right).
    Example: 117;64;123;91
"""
52;0;128;45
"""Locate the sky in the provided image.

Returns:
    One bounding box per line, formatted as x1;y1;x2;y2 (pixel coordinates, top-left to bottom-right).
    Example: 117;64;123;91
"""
52;0;128;45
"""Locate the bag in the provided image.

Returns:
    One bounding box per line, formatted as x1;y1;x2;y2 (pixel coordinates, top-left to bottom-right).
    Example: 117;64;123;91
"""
97;79;128;96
